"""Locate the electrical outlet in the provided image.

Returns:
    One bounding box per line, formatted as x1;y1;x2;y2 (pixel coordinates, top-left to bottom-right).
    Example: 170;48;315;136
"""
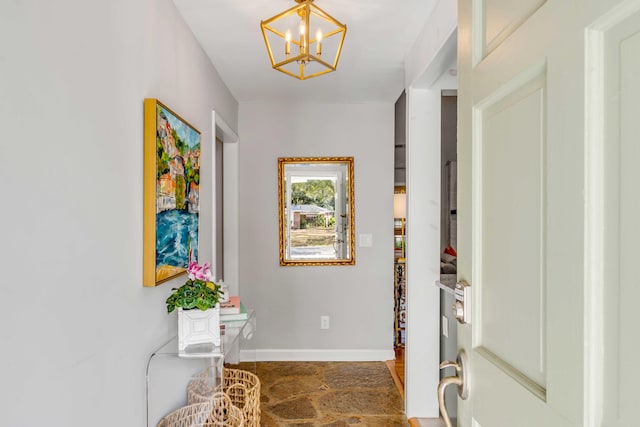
320;315;330;329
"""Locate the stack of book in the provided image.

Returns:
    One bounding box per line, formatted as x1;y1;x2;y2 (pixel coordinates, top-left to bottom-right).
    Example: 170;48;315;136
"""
220;296;249;322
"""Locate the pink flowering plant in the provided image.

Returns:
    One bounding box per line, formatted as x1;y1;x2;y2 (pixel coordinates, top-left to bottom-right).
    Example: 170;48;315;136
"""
166;262;221;313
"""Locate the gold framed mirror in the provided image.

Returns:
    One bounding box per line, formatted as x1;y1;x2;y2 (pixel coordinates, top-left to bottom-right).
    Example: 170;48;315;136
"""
278;157;355;266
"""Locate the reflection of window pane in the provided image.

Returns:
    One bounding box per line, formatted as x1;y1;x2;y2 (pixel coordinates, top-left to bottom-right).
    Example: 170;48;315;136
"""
394;236;404;259
289;227;338;258
289;180;338;259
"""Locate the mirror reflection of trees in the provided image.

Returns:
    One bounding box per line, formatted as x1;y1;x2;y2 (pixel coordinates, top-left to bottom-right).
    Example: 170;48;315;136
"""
291;180;335;210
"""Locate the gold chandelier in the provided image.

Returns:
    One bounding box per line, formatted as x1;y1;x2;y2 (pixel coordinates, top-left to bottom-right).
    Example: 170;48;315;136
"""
260;0;347;80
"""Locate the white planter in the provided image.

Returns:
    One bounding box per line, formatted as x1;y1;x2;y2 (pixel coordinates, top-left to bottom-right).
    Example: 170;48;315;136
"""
177;304;221;351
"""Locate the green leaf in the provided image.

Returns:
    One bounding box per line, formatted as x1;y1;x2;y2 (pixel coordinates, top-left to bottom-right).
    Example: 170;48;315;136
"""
182;297;196;309
195;300;209;311
181;288;196;298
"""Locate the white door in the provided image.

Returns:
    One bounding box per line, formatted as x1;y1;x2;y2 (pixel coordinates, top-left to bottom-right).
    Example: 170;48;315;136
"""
456;0;640;426
334;168;346;259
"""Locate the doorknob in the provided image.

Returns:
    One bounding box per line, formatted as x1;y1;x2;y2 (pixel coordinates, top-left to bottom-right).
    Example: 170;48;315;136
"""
438;350;469;427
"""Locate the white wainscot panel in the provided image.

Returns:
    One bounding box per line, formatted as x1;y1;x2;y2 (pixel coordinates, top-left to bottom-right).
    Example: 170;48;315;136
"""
617;23;640;427
480;0;547;58
475;72;546;391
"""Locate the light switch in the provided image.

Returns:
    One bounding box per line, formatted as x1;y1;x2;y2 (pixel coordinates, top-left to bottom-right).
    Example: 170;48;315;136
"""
442;315;449;337
359;233;373;247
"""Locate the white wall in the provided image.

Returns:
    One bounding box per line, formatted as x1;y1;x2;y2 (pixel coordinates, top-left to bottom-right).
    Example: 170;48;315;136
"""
403;0;458;418
404;88;443;418
0;0;237;425
238;103;395;360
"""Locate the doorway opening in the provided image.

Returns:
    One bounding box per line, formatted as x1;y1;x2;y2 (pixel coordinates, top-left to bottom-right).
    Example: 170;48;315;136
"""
392;91;407;392
438;90;458;422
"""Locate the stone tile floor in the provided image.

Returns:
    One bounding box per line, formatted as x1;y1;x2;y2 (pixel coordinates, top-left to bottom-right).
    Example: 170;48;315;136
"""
250;361;409;427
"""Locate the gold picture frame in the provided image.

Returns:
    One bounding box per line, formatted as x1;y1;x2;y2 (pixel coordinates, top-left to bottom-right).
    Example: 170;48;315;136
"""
278;157;355;266
144;99;202;286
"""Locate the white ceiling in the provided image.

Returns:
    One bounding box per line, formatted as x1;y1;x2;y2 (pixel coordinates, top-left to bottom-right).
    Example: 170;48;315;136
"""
173;0;439;103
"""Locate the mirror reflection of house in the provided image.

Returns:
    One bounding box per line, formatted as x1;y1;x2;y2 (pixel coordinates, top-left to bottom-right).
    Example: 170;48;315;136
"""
289;204;334;229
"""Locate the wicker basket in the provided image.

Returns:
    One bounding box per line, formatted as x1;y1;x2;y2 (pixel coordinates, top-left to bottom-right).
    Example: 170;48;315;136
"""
188;367;260;427
157;393;244;427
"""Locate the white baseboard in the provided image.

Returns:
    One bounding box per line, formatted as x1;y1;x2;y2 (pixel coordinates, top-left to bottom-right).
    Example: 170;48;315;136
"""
413;418;447;427
245;349;395;362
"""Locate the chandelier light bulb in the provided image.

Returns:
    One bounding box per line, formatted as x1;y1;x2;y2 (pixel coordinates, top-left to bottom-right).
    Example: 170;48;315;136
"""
298;20;306;54
316;29;323;55
285;30;291;55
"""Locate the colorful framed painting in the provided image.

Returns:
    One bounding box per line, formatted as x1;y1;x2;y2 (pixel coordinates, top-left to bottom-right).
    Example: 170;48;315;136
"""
144;99;201;286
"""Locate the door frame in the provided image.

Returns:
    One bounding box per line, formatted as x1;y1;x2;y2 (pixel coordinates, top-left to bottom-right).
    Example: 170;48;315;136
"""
403;0;458;416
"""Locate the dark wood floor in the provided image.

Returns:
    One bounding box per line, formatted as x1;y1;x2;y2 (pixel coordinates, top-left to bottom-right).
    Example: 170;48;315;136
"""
385;346;405;399
394;346;405;386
